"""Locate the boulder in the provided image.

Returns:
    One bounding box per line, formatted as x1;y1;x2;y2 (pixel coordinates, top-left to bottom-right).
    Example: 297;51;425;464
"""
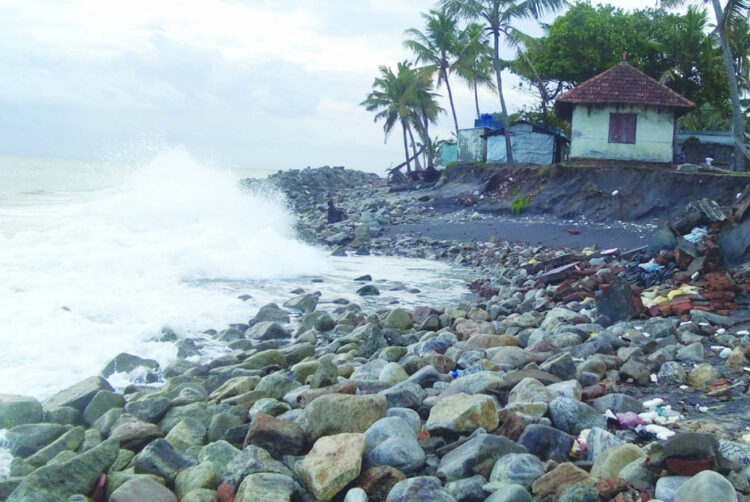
7;439;118;502
548;396;605;435
0;395;43;429
235;473;296;502
298;433;366;502
385;476;457;502
305;393;386;440
364;417;425;473
101;353;160;378
488;453;544;490
425;393;498;434
437;433;526;481
42;376;113;412
109;476;177;502
675;470;738;502
243;413;306;458
220;445;293;491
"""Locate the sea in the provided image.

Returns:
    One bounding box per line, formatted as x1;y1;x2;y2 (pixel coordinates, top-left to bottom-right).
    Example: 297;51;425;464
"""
0;147;471;401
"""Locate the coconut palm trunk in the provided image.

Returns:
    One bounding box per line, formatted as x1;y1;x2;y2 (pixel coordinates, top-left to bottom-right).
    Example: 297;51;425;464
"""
402;123;412;173
407;125;423;171
493;31;515;169
711;0;748;170
442;65;460;136
473;81;481;119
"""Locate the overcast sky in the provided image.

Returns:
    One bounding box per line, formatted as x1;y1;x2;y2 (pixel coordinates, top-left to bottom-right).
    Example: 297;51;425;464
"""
0;0;670;173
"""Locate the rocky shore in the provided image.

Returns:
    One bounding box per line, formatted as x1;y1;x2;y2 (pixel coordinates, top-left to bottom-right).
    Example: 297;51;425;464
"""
2;165;750;502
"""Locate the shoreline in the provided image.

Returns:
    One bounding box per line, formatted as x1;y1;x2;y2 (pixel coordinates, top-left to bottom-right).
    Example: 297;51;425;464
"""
1;166;750;501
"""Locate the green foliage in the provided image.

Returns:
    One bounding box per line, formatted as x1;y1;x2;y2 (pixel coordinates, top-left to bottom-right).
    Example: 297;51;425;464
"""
511;195;531;215
515;2;728;109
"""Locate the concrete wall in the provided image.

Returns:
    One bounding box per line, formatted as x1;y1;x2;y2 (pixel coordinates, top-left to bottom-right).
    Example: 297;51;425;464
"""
570;104;675;162
457;128;489;164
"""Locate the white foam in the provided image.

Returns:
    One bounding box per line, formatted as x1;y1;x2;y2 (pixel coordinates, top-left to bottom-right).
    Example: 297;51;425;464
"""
0;148;330;398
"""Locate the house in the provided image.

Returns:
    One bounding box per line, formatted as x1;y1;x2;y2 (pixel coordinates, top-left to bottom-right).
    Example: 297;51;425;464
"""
485;121;569;165
555;60;695;163
455;119;569;165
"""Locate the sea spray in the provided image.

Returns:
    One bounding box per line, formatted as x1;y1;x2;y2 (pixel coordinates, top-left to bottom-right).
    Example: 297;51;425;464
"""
0;147;330;398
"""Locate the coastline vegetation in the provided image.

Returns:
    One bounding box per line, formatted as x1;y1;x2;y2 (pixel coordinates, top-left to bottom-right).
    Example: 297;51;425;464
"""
361;0;750;172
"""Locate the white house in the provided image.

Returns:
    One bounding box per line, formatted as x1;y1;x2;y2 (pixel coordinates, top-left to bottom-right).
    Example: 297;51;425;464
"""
555;60;694;163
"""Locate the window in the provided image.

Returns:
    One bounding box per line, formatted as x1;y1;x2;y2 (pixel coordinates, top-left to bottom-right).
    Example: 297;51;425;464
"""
608;113;637;144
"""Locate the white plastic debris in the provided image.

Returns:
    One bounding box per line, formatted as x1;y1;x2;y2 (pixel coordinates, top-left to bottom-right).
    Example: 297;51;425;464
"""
650;374;658;383
638;424;676;440
680;385;689;390
642;398;664;410
717;328;726;335
612;190;619;196
698;406;709;413
719;348;733;359
737;330;749;336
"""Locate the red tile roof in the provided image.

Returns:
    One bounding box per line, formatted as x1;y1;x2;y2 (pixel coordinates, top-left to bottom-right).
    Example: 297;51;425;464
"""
555;62;695;119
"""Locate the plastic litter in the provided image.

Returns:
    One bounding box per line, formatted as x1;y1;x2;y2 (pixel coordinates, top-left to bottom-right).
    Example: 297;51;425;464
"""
638;259;664;272
635;424;675;440
616;411;647;428
449;364;484;379
683;226;708;244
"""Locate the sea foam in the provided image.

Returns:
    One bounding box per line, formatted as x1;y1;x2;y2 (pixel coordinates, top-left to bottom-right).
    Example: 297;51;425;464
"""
0;147;330;398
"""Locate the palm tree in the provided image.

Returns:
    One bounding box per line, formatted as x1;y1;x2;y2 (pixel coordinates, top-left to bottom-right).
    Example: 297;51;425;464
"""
404;8;462;137
662;0;750;169
443;0;568;169
453;23;497;119
361;62;443;173
413;67;446;168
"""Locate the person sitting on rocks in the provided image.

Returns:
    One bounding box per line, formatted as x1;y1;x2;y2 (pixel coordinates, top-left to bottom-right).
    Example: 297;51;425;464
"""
327;200;345;224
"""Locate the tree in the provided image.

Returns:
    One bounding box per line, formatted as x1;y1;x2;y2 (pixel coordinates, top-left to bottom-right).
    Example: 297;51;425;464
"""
361;62;422;173
361;62;444;174
404;8;463;137
443;0;568;169
453;23;497;119
663;0;750;170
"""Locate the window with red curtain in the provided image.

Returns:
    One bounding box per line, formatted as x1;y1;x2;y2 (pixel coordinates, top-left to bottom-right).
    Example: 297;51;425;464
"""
608;113;637;144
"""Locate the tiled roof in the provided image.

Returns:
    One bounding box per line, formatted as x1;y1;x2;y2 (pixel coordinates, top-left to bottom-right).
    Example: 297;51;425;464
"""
555;62;695;119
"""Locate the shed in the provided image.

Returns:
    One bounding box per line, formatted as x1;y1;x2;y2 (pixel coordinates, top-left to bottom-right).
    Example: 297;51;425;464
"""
457;127;491;164
485;121;569;165
555;61;694;163
676;130;749;168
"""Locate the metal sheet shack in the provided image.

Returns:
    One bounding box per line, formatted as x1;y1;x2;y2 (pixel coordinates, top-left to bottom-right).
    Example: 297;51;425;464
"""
486;121;568;164
555;60;694;163
456;120;568;165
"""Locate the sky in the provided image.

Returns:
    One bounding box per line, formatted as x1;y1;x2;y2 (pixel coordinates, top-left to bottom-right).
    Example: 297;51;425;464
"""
0;0;670;173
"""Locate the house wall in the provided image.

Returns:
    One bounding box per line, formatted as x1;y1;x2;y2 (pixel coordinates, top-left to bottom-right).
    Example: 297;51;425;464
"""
570;104;675;162
488;129;554;165
457;128;488;164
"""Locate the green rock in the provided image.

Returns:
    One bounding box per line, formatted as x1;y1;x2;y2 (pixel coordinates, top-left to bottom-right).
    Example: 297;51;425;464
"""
291;360;319;383
198;440;240;474
174;462;219;499
298;312;335;333
590;443;645;480
305;393;386;440
282;342;316;365
27;426;85;467
236;473;295;502
298;433;365;501
105;473;165;500
255;372;300;400
48;450;78;465
101;353;160;379
6;423;71;458
384;308;413;330
43;405;80;425
109;476;176;502
207;412;242;443
245;321;290;341
181;488;219;502
219;445;293;491
165;418;206;453
0;394;43;428
134;438;195;484
83;390;125;426
208;376;258;402
42;376;113;412
675;470;738;502
248;398;290;419
7;439;119;502
109;449;136;472
0;479;23;500
240;350;286;370
426;393;499;434
124;397;171;423
109;414;164;451
380;346;408;362
310;355;338;389
9;457;35;477
80;427;103;453
159;402;216;433
93;408;123;436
